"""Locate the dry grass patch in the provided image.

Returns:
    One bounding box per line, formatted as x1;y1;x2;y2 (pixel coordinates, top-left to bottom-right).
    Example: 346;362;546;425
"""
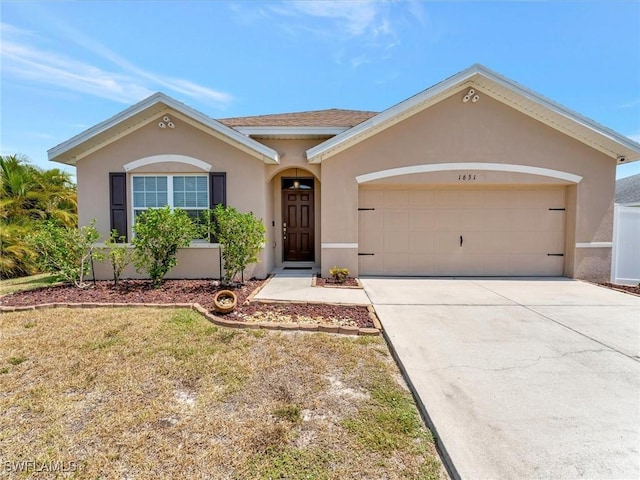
0;308;445;479
0;273;58;296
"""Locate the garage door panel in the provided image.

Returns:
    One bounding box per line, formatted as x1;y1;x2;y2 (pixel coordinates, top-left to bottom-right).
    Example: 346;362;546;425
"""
383;190;410;206
383;230;409;253
383;210;409;230
408;210;435;229
409;231;435;253
359;188;383;206
409;189;435;206
358;186;566;276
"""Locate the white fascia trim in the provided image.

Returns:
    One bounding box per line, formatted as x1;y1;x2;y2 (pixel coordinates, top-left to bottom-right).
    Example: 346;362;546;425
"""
321;243;358;249
306;63;640;163
124;155;212;172
575;242;613;248
48;92;280;165
235;126;348;137
355;162;583;184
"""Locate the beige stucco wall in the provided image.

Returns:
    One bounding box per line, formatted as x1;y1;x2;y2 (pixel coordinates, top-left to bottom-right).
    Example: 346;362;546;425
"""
76;112;271;280
320;92;616;280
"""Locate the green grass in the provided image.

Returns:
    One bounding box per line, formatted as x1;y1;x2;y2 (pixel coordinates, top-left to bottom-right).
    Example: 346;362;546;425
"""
0;273;58;296
0;307;446;480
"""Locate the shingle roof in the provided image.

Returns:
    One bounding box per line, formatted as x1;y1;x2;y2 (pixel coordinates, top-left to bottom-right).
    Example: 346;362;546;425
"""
616;173;640;204
217;109;378;128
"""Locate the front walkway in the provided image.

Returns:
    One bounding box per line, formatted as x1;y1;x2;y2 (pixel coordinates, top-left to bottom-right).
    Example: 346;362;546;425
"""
254;271;371;305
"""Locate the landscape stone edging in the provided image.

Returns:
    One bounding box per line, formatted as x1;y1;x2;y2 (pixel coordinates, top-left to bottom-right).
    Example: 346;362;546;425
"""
0;301;380;336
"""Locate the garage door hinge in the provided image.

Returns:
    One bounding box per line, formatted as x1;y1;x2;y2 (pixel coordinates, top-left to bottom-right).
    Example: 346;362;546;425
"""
358;208;375;211
358;253;375;256
547;253;564;256
548;208;566;211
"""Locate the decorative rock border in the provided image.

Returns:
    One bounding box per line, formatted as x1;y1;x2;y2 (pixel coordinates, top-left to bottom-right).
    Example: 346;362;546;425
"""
0;301;381;336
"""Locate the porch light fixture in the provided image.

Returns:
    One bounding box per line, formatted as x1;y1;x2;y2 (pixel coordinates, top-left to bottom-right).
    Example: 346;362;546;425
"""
293;180;300;189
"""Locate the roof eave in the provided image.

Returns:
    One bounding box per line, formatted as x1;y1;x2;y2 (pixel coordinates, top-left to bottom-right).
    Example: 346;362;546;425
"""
48;92;280;165
306;64;640;164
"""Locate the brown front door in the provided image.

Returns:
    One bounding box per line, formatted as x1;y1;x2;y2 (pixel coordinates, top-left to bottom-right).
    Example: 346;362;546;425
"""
283;189;314;262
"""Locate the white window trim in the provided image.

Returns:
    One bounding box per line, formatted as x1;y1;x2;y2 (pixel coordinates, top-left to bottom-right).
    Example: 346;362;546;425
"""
131;173;210;241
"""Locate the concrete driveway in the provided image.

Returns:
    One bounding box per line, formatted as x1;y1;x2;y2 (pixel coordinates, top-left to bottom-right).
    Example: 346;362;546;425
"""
360;277;640;480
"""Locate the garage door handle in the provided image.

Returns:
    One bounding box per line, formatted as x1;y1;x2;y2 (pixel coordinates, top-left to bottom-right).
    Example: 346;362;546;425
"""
460;235;463;247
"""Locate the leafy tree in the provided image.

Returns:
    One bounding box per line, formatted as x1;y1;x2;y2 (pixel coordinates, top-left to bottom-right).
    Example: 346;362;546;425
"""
207;204;266;285
103;229;131;287
0;154;77;279
29;220;101;288
132;206;199;286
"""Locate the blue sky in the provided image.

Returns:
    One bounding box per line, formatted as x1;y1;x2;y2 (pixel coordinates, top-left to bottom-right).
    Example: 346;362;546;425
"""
1;1;639;178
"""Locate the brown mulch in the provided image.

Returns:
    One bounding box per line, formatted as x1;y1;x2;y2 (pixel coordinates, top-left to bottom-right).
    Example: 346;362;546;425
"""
315;276;360;288
598;282;640;296
0;279;374;328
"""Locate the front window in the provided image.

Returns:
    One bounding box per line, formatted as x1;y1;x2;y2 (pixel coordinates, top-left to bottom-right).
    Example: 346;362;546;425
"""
132;174;209;235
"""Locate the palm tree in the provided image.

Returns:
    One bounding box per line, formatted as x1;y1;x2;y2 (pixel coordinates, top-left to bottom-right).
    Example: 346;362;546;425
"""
0;154;77;279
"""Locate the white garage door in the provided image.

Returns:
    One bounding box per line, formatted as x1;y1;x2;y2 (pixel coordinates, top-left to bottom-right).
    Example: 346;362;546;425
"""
358;186;566;276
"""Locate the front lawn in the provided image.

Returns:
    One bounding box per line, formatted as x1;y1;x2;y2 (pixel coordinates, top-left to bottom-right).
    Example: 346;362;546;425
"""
0;308;445;479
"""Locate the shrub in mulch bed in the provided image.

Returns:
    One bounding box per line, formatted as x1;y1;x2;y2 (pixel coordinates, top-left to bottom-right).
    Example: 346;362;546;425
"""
0;279;374;328
314;276;360;288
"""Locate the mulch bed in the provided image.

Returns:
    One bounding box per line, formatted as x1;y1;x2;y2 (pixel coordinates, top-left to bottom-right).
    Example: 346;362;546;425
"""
315;276;360;288
598;282;640;296
0;279;374;328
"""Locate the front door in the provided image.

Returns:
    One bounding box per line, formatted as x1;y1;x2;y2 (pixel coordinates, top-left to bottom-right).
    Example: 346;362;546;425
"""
283;186;314;262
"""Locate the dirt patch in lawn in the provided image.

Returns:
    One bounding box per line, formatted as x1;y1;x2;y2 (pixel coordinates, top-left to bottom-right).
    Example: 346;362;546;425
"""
0;279;374;328
0;308;446;480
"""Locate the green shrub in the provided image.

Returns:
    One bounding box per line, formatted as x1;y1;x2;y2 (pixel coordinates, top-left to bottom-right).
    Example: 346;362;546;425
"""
132;206;198;286
29;220;101;288
103;229;131;287
328;266;350;284
205;204;266;285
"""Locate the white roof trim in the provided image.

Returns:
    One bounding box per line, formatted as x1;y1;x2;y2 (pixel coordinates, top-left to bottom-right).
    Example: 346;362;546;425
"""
48;92;279;165
355;162;583;184
235;126;348;137
123;154;212;172
307;64;640;163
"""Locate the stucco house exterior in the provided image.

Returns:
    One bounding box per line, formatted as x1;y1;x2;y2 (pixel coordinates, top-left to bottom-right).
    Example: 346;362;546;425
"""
48;64;640;282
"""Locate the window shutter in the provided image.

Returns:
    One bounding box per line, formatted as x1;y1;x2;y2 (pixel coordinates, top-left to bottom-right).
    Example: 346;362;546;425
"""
109;172;128;242
209;172;226;242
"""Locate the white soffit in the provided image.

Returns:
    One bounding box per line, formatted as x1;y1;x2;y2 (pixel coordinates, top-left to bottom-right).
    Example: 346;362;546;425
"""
306;64;640;164
48;92;280;165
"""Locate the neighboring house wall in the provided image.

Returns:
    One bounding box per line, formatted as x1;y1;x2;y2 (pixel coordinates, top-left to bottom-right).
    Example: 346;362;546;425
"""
321;92;615;281
611;204;640;285
77;113;270;279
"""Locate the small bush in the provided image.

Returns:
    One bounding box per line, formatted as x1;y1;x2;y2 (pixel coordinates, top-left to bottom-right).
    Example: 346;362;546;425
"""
29;220;101;288
328;266;350;284
204;205;266;285
132;206;198;287
103;229;131;287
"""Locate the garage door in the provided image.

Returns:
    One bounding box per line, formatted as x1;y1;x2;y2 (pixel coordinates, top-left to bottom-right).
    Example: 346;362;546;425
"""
358;186;566;276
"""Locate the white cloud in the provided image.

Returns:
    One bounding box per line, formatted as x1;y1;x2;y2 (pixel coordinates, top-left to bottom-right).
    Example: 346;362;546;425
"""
0;21;234;107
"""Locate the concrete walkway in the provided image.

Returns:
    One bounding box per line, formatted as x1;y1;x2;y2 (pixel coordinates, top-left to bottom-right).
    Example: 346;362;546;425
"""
361;277;640;479
254;271;370;305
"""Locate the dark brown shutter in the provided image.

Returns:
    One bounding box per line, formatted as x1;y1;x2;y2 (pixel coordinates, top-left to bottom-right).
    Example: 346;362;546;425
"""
109;172;127;242
209;172;226;242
